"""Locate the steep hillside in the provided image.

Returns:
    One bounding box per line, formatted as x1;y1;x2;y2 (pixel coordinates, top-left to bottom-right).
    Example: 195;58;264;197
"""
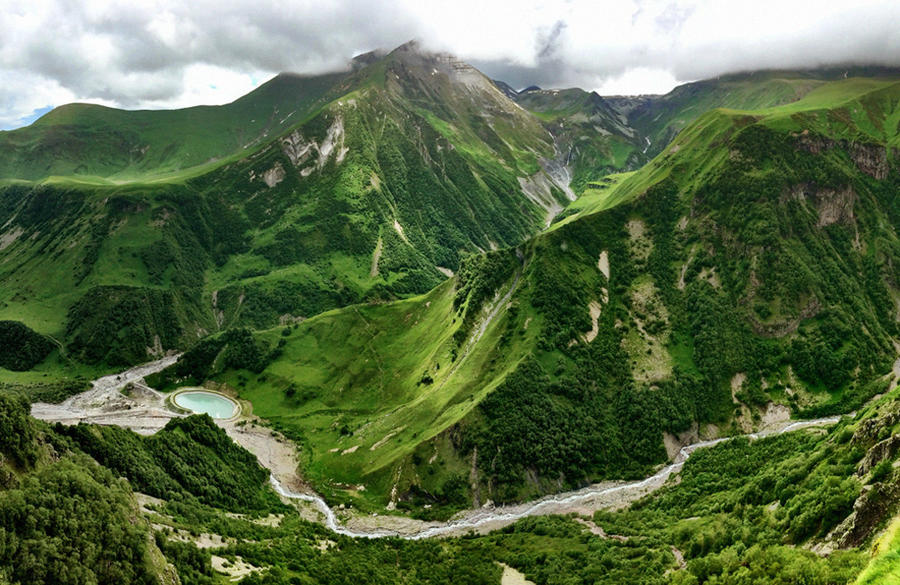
0;393;174;584
510;67;900;198
514;87;646;192
607;66;900;160
0;42;570;370
158;73;900;512
0;71;348;181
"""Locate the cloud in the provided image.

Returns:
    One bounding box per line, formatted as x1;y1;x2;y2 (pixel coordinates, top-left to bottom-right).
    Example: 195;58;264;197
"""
1;0;899;129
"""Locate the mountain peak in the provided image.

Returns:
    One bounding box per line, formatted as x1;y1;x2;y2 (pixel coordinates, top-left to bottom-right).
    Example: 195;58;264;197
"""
350;49;385;70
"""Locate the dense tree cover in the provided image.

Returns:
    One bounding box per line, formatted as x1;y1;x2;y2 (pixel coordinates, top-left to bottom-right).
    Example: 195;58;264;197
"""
0;377;90;404
0;396;160;584
65;285;185;365
146;328;277;390
155;534;216;585
443;120;899;505
59;414;282;512
0;458;159;585
0;321;55;371
0;393;39;468
452;250;519;346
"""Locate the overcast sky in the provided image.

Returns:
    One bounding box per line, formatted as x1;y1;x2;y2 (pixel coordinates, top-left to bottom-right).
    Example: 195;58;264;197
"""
2;0;899;129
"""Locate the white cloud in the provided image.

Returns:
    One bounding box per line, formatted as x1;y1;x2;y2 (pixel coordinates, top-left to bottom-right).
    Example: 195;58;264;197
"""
1;0;899;129
597;68;680;96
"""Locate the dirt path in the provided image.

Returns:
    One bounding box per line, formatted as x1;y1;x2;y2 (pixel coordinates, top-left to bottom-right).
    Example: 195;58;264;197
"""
30;354;182;435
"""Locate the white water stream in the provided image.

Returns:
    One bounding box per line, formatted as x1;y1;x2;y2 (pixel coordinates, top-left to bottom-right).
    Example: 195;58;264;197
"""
270;415;844;540
33;357;846;540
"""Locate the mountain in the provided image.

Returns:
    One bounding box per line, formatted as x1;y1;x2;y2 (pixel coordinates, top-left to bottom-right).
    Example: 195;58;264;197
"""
511;66;900;193
0;42;575;370
514;86;647;192
0;71;348;181
141;72;900;513
5;43;900;583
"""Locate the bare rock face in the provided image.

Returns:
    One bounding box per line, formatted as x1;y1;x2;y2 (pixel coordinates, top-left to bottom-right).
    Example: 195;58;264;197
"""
279;115;347;174
833;479;900;548
857;434;900;476
795;135;890;180
786;183;857;228
848;143;889;180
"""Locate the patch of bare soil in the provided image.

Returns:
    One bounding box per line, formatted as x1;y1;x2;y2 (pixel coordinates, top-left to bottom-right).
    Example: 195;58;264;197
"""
220;420;307;494
499;563;535;585
212;555;258;581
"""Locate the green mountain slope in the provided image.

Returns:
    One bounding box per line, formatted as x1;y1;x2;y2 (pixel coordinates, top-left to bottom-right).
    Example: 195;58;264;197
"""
514;87;647;192
159;73;900;512
510;67;900;201
0;42;571;369
0;71;349;181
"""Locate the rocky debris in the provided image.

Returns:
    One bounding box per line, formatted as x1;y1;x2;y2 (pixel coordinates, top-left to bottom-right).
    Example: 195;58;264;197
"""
663;424;700;460
517;173;564;226
597;250;610;280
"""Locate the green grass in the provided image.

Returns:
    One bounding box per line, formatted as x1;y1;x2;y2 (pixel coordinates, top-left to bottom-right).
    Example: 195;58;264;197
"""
0;72;348;182
217;271;535;507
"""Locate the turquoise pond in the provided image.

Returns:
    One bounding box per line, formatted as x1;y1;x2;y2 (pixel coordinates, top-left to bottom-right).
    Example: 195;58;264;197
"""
173;391;238;419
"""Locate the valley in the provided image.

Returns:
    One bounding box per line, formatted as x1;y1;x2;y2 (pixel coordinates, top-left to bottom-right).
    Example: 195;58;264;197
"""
3;38;900;584
27;355;852;540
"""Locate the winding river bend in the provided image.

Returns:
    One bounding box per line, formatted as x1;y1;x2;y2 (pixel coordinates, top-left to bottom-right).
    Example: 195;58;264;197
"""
270;416;843;540
31;357;845;540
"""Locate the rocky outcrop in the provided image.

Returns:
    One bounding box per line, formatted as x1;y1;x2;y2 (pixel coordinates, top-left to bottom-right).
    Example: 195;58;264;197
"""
832;479;900;548
795;135;890;180
857;434;900;476
849;143;890;180
852;401;900;447
280;115;347;174
785;183;857;228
